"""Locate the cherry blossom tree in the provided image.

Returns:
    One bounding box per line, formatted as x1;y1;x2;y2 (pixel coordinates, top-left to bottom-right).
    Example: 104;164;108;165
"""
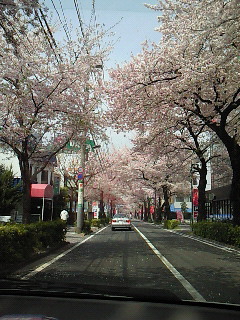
105;51;212;221
105;0;240;224
0;12;109;222
95;146;190;220
144;0;240;224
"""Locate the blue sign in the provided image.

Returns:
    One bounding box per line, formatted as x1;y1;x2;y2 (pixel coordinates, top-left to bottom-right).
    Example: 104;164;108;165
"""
78;173;83;180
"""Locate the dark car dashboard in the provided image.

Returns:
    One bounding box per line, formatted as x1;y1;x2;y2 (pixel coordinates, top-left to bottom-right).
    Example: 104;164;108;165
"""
0;292;240;320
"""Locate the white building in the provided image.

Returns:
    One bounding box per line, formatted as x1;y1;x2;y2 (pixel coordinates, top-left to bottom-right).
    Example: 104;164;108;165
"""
0;149;59;220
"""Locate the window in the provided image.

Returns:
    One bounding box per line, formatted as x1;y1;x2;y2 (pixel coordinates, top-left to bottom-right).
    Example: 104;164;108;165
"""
175;196;184;202
41;170;48;184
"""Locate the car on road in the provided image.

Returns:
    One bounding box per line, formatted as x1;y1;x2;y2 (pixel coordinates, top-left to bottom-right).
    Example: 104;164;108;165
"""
111;213;132;231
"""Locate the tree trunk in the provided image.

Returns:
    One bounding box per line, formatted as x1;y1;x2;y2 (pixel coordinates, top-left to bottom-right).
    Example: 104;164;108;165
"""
18;154;31;224
110;200;113;218
162;184;170;220
147;197;151;221
99;190;105;219
228;144;240;226
197;159;207;221
140;205;143;220
155;196;163;222
153;188;157;221
158;196;163;222
214;133;240;225
143;199;148;221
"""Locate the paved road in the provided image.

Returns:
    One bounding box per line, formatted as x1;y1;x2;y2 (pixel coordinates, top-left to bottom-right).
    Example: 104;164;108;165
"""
13;220;240;304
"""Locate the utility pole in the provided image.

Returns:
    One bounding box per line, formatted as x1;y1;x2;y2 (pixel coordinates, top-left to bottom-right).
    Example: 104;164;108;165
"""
76;139;85;233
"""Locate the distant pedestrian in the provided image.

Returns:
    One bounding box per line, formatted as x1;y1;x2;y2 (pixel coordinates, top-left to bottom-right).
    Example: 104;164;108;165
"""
60;209;69;222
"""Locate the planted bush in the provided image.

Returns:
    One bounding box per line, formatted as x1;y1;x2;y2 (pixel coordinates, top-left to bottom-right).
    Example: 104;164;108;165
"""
90;219;101;228
0;220;66;265
82;220;92;234
0;224;36;263
28;220;67;247
100;217;110;225
90;217;110;229
163;219;180;229
192;221;240;248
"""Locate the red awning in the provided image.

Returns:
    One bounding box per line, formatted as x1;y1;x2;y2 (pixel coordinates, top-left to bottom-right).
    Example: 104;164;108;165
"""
31;184;53;199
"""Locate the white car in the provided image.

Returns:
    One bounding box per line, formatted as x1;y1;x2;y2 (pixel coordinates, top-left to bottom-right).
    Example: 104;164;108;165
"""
111;213;132;231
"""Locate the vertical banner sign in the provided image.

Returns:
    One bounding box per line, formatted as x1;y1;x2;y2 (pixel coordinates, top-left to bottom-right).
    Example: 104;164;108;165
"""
192;188;199;218
78;167;84;209
76;142;85;232
78;182;83;208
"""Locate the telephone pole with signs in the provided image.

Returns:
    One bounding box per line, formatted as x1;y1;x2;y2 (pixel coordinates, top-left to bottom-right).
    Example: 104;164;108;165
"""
76;142;85;233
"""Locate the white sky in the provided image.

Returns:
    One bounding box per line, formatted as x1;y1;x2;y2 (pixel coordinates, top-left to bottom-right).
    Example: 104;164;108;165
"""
43;0;161;148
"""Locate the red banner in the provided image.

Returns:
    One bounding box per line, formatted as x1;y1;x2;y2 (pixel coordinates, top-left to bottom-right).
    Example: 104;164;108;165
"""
192;188;199;206
150;206;155;214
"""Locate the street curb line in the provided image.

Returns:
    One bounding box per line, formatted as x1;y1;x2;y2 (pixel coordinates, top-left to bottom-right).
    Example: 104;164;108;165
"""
150;222;240;256
133;225;206;302
21;226;108;280
167;229;240;256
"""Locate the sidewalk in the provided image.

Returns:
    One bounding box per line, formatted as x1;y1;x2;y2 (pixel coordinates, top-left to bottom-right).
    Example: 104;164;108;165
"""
65;226;100;244
65;226;85;244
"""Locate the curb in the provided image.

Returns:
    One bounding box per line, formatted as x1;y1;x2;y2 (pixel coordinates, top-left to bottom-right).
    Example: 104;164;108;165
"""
144;221;240;253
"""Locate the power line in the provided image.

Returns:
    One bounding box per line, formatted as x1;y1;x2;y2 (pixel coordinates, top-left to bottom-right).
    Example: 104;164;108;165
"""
73;0;85;38
49;0;71;43
35;8;61;64
90;0;97;28
58;0;72;42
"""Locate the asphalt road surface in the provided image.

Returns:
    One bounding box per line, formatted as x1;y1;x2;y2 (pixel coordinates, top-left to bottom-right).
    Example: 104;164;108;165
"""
13;220;240;304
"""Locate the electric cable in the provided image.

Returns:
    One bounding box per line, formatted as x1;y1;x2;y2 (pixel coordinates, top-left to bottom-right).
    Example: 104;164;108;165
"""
58;0;72;42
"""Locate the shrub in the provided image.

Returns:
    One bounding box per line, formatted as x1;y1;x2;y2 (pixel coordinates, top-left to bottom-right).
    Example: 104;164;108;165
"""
0;224;35;263
0;165;22;215
0;220;66;266
26;220;67;248
100;217;110;225
163;219;180;229
90;219;101;228
192;221;240;248
82;220;92;234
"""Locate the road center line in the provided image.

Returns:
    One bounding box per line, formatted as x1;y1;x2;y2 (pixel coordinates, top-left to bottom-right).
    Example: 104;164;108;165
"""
133;225;206;302
21;226;108;280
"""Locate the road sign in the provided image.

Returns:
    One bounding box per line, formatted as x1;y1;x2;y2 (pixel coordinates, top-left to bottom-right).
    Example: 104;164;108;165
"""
78;173;83;180
78;167;83;173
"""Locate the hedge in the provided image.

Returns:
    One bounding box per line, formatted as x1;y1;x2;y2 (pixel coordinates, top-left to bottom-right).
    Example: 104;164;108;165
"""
0;220;66;265
163;219;180;230
192;221;240;248
82;217;111;234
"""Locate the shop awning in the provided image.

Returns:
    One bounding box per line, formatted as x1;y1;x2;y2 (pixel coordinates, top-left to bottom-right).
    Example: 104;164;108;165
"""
31;184;53;199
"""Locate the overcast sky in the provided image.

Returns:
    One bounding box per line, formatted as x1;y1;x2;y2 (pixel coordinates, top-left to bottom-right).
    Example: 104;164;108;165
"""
43;0;161;148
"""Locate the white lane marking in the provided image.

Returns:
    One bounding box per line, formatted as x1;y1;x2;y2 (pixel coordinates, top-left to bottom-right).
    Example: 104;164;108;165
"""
167;229;240;256
21;226;108;280
134;225;206;302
